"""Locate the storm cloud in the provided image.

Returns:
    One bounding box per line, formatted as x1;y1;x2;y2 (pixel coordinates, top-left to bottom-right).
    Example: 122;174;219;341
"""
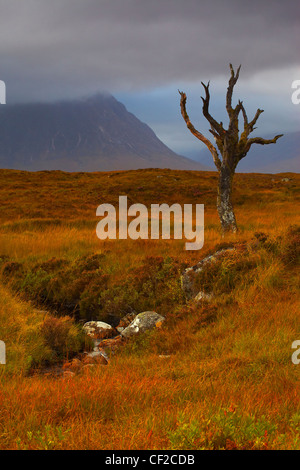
0;0;299;157
0;0;299;102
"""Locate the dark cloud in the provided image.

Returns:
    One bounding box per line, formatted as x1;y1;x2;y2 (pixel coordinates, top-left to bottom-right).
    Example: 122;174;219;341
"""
0;0;298;103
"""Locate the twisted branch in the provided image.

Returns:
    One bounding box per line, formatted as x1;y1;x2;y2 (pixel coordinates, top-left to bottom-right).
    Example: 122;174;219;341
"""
245;134;284;153
179;90;222;170
226;63;241;116
201;81;225;137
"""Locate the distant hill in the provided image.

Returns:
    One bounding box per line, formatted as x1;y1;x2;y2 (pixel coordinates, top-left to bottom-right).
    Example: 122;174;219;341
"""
185;131;300;173
0;94;206;172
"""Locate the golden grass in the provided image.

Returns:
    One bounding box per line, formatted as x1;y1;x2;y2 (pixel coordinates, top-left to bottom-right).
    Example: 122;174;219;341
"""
0;169;299;449
0;284;48;376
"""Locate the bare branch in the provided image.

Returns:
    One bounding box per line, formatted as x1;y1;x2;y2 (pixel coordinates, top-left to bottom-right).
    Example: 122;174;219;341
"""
248;108;264;131
201;81;225;137
224;65;242;139
209;128;219;139
226;64;241;115
228;99;243;135
179;90;222;170
239;105;264;142
240;102;248;126
245;133;284;152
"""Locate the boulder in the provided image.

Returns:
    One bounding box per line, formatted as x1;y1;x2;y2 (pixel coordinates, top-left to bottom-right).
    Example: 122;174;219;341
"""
82;321;115;339
97;336;124;356
121;311;165;339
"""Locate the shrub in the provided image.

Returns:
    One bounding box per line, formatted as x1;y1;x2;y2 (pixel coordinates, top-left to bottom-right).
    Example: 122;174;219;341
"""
20;269;52;302
2;253;186;323
168;409;277;450
0;254;10;266
280;225;300;267
2;261;24;277
193;250;257;296
40;315;86;361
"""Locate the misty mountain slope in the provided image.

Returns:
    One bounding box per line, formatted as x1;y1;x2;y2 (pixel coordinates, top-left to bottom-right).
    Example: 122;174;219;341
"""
0;94;206;172
186;131;300;173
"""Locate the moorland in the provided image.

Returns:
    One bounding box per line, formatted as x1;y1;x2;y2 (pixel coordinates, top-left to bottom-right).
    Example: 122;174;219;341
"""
0;168;299;450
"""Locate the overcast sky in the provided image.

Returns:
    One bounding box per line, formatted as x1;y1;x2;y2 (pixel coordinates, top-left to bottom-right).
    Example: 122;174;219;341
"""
0;0;299;156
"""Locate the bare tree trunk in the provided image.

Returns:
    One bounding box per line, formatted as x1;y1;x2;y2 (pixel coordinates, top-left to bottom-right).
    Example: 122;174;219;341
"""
179;64;283;234
217;165;237;233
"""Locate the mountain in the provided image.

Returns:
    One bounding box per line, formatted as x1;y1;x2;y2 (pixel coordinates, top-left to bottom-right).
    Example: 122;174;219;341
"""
0;94;206;172
185;131;300;173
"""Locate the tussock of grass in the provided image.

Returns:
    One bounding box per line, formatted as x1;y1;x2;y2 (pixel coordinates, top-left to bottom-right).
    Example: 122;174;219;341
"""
0;284;86;376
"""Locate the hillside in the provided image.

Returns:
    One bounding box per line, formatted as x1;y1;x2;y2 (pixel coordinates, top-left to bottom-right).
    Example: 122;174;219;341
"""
0;169;299;450
0;95;206;172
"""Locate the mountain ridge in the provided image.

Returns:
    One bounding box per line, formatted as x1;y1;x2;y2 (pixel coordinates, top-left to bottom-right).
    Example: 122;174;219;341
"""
0;94;207;172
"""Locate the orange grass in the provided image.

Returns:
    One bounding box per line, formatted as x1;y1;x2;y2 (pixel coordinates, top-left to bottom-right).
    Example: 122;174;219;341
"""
0;169;299;450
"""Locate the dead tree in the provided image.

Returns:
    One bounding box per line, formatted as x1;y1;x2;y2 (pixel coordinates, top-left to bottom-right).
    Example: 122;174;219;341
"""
179;64;283;233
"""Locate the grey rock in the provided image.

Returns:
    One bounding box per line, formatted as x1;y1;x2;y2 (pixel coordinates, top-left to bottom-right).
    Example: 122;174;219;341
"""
194;291;214;302
121;311;165;339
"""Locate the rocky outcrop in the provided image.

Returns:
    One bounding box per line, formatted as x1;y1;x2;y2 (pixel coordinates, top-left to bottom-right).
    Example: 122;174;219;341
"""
61;352;108;377
58;310;166;377
181;247;235;301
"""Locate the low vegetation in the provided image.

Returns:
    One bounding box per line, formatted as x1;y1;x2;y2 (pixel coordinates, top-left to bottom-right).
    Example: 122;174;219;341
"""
0;168;299;449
